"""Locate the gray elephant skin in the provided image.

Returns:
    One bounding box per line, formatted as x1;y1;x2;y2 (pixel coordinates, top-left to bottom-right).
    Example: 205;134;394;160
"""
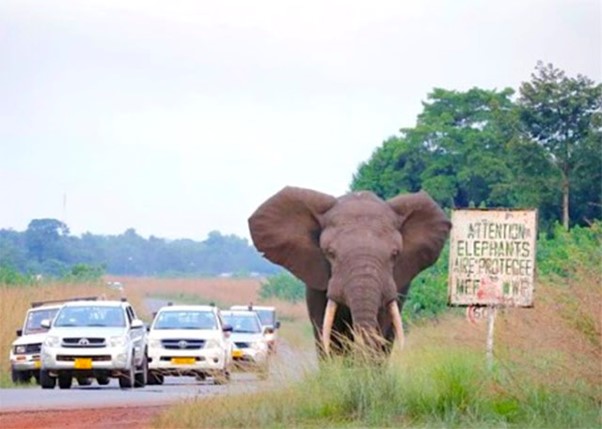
248;186;451;355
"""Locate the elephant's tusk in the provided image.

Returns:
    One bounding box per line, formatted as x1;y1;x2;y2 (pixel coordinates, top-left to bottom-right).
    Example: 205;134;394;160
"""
322;299;338;355
389;301;405;351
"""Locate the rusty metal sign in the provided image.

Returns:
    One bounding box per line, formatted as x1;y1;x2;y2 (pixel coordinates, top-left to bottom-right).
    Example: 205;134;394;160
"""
448;209;537;307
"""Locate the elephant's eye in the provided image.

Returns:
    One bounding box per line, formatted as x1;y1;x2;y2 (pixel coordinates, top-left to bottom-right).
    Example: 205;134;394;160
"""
324;248;336;259
391;249;400;259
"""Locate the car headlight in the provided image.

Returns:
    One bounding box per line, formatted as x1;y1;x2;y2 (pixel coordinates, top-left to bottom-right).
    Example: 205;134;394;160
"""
110;336;128;347
205;339;221;349
251;341;268;351
149;339;162;348
14;345;27;354
44;336;60;348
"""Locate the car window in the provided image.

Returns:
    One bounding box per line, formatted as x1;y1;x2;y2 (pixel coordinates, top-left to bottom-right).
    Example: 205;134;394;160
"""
222;314;261;333
54;306;126;328
255;310;276;326
24;308;59;334
153;311;218;330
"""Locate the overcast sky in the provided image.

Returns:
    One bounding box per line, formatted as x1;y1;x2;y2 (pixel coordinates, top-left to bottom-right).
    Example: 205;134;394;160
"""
1;0;600;241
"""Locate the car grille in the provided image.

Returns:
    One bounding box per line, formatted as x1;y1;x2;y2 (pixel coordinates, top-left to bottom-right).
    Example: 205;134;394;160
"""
62;337;106;348
56;355;112;362
14;343;42;354
161;339;205;350
234;342;251;348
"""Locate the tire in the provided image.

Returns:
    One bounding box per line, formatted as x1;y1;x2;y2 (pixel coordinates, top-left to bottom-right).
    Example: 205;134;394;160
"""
148;371;164;385
58;373;72;389
97;376;110;386
134;354;147;388
195;373;206;382
119;355;136;389
77;377;93;386
40;370;56;389
11;368;30;384
214;370;230;385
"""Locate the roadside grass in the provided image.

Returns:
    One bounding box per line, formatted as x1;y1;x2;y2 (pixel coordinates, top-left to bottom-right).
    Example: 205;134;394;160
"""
154;258;601;429
0;282;121;387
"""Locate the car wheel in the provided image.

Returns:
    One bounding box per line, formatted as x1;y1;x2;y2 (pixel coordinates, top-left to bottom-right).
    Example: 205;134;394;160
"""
77;377;93;386
97;375;110;385
58;374;73;389
40;370;56;389
134;354;148;388
11;368;30;384
119;355;136;389
214;370;230;385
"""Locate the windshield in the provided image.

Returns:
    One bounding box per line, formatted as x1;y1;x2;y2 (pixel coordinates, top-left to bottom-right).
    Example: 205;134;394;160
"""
54;306;125;328
222;314;261;333
153;310;218;330
24;308;60;334
255;310;275;326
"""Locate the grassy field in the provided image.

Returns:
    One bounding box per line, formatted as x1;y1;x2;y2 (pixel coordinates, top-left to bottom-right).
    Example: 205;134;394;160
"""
153;264;601;428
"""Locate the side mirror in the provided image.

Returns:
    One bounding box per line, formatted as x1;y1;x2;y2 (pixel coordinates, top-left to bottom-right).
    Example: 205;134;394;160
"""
275;321;281;329
16;329;23;337
41;319;51;329
131;319;144;329
146;325;151;332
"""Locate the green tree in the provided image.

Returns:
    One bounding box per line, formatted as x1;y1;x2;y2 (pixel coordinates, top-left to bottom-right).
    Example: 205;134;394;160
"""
352;88;523;209
519;62;602;229
25;219;70;263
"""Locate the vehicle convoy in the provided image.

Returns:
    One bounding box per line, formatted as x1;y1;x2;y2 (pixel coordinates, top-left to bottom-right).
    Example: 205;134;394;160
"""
221;309;270;380
9;301;63;384
147;304;233;385
40;299;147;389
230;304;280;353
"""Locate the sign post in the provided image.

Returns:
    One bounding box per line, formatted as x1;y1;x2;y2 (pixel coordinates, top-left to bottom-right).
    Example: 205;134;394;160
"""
448;209;537;370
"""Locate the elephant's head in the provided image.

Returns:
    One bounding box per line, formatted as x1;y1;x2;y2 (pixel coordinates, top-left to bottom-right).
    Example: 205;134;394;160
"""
248;187;450;354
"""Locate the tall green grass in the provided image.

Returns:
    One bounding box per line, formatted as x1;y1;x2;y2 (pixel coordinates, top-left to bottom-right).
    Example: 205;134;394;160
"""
154;346;600;428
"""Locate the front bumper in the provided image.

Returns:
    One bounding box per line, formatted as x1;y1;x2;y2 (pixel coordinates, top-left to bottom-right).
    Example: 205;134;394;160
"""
41;346;131;371
10;353;42;371
148;347;227;373
232;347;268;370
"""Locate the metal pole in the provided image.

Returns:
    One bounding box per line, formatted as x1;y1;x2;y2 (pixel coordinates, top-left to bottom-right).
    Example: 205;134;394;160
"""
486;306;497;371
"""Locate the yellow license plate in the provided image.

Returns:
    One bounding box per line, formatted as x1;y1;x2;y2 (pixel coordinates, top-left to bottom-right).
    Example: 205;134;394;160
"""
232;350;244;358
34;360;42;369
74;358;92;369
171;357;196;365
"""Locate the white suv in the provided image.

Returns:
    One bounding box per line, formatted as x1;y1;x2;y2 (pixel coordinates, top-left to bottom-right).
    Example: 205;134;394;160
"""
147;305;233;385
40;299;147;389
230;305;280;354
9;302;62;384
221;310;270;380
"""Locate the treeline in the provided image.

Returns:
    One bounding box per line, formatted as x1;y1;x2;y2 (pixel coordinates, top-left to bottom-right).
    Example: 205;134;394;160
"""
352;62;601;232
0;218;279;278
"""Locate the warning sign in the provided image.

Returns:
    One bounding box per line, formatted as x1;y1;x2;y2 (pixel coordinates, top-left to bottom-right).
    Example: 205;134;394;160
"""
448;209;537;307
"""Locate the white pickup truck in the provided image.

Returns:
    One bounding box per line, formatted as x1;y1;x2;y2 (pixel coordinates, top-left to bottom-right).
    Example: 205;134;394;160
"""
40;299;148;389
9;301;63;384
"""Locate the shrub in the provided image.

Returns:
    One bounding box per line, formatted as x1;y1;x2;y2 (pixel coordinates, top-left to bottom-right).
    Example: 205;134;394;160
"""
259;272;305;303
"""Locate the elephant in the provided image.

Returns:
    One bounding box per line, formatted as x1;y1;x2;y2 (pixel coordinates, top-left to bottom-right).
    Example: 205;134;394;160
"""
248;187;451;356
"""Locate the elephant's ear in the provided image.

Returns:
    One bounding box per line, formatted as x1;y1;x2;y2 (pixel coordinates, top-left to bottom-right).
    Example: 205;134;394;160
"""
387;192;451;295
248;186;337;291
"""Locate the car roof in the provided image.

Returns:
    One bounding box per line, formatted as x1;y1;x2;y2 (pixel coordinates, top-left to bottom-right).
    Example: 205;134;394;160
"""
157;305;217;312
62;300;126;307
221;310;259;317
230;305;275;311
28;304;63;311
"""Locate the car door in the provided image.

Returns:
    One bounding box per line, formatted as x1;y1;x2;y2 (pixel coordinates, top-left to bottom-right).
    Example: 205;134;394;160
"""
126;305;146;365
